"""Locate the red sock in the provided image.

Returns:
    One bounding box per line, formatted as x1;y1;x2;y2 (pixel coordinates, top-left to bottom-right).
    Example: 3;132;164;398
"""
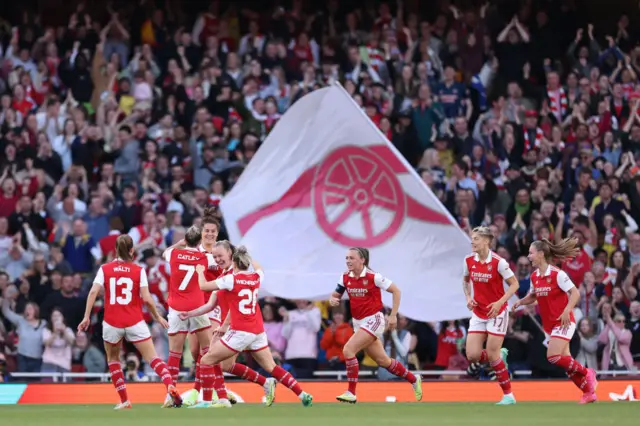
194;355;202;392
229;363;267;386
385;359;417;384
108;361;128;403
548;355;587;377
489;358;512;394
168;350;182;386
479;350;489;363
568;371;589;391
150;357;174;389
213;364;228;400
271;365;303;396
345;357;359;395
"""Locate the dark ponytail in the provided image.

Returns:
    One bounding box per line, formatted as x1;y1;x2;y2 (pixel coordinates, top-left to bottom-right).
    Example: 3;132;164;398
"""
116;235;134;262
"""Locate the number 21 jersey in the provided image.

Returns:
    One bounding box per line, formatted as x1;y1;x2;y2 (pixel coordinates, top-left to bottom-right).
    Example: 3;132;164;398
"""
94;260;148;328
216;270;264;334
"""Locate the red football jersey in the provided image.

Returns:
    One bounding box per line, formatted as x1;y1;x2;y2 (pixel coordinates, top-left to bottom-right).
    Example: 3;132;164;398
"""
163;247;215;311
216;270;264;334
94;260;148;328
561;248;592;288
530;265;576;334
215;267;233;322
198;244;220;304
434;324;466;368
337;268;392;320
463;252;515;320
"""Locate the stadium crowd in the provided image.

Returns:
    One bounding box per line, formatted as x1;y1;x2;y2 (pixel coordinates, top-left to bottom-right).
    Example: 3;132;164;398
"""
0;0;640;383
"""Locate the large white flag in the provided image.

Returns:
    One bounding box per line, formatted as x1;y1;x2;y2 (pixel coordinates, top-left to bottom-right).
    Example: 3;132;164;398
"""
220;84;471;322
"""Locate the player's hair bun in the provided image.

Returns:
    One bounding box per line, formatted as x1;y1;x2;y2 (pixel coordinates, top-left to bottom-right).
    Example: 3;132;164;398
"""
203;206;215;218
236;245;248;255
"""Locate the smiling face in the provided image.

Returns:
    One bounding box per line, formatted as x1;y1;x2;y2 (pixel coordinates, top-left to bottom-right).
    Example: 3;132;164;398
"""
213;245;232;269
202;222;218;245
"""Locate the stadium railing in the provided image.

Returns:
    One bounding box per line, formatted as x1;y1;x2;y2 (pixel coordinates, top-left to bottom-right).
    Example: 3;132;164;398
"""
9;369;639;382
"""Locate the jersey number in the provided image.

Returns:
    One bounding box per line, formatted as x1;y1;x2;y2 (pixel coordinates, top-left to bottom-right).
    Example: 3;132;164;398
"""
178;264;195;290
238;289;259;315
109;277;133;305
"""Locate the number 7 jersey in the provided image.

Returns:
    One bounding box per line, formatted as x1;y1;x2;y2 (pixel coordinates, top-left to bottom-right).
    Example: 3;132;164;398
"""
164;247;216;312
215;270;264;334
94;260;148;328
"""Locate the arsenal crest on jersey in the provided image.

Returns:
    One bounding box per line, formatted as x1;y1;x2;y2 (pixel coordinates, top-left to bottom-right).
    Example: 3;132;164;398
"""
362;279;369;285
487;265;493;272
547;278;551;283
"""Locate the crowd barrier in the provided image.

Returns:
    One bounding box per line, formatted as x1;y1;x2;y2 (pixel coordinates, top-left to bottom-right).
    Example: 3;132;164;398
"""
1;374;638;405
7;369;639;383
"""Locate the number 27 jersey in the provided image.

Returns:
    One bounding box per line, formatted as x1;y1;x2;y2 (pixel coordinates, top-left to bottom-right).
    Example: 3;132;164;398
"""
216;270;264;334
164;248;216;312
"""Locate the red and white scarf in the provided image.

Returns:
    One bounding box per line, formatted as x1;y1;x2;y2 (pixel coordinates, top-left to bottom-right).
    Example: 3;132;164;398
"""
524;127;544;153
547;86;568;120
366;45;385;73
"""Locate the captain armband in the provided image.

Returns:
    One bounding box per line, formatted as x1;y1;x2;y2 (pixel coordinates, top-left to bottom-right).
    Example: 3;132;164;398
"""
334;285;346;295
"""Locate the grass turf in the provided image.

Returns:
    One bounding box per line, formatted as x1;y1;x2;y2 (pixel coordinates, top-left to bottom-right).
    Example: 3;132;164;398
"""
1;403;638;426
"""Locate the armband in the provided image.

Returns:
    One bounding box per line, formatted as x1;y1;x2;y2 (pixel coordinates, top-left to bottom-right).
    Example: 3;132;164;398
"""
334;285;346;295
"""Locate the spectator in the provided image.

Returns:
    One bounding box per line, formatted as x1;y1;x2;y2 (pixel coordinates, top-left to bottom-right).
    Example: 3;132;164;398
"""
72;331;105;374
280;301;321;379
319;308;353;369
41;308;75;373
41;273;85;330
1;287;45;372
58;219;95;275
433;320;465;371
576;318;599;370
599;312;635;371
262;303;285;360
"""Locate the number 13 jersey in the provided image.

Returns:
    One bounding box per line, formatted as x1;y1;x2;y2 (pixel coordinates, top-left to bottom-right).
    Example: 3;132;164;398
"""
215;270;264;334
164;247;216;312
94;260;148;328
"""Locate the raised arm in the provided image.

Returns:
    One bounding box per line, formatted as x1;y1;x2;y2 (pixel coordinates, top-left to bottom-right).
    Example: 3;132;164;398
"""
195;264;221;291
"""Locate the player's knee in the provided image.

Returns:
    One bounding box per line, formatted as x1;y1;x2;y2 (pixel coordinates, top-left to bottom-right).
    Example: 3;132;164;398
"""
343;344;356;359
466;350;481;363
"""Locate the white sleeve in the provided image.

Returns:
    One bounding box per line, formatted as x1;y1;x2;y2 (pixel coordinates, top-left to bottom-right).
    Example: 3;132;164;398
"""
462;259;469;277
206;253;216;268
497;258;515;280
216;274;234;291
139;268;149;288
94;267;105;286
373;272;392;290
162;248;173;263
336;274;345;289
128;227;141;245
556;270;575;292
257;269;265;281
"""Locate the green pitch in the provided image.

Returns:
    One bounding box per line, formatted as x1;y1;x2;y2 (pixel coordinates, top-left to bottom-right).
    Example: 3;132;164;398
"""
1;403;638;426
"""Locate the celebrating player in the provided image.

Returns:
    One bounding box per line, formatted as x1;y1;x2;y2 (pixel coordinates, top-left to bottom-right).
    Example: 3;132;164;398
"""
180;209;223;406
514;238;598;404
162;225;221;408
184;240;276;407
329;247;422;404
463;227;520;405
78;235;183;410
188;246;313;407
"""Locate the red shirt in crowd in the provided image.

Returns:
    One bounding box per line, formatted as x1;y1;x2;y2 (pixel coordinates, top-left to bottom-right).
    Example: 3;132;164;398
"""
561;248;592;288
